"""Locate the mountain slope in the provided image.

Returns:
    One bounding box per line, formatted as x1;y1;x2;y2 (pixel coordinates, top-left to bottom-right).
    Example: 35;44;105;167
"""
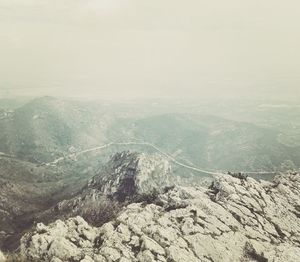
0;97;113;163
0;156;88;251
1;97;299;172
124;113;300;172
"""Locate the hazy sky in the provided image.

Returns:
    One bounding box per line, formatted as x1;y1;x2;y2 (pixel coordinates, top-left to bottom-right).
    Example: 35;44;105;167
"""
0;0;299;100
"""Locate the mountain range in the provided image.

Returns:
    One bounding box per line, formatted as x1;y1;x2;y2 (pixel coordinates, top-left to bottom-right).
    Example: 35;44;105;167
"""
1;97;299;172
0;96;299;261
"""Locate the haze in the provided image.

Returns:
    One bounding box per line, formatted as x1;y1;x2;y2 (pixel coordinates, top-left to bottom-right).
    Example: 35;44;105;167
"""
0;0;299;100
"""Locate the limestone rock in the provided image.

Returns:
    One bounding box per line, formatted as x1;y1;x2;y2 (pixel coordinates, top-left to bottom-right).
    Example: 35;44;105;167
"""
20;172;300;262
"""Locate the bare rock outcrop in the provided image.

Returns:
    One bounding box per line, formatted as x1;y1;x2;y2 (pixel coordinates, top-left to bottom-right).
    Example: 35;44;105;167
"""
48;151;173;224
88;151;173;199
20;172;300;262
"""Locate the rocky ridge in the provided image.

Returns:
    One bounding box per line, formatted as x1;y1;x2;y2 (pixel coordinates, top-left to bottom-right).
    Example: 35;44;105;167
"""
19;171;300;261
40;151;174;226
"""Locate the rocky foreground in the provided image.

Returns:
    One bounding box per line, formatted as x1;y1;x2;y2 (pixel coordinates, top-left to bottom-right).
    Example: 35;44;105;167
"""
14;170;300;262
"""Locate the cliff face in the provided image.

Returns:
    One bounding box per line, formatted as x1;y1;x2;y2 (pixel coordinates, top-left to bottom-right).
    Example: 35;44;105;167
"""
19;171;300;262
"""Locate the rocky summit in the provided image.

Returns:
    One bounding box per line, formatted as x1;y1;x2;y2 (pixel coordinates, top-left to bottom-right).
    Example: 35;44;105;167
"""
19;172;300;262
87;151;173;198
42;151;174;226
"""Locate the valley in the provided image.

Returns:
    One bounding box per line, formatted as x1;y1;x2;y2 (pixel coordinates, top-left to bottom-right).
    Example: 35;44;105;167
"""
0;96;299;260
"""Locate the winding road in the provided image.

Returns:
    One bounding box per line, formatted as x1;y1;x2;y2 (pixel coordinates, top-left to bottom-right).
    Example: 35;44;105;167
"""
45;141;277;176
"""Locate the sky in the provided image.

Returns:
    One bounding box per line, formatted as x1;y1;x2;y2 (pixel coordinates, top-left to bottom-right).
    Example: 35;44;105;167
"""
0;0;299;100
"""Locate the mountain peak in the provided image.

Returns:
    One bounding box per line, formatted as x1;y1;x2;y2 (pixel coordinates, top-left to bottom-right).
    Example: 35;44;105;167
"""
43;151;174;227
89;151;172;201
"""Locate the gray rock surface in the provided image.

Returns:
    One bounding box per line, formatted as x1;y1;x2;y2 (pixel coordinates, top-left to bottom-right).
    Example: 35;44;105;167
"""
20;172;300;262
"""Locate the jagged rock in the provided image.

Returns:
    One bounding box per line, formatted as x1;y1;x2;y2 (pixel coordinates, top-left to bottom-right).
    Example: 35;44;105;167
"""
141;235;165;255
20;216;100;261
50;258;63;262
20;172;300;262
47;151;174;227
93;254;106;262
80;255;94;262
88;151;173;199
